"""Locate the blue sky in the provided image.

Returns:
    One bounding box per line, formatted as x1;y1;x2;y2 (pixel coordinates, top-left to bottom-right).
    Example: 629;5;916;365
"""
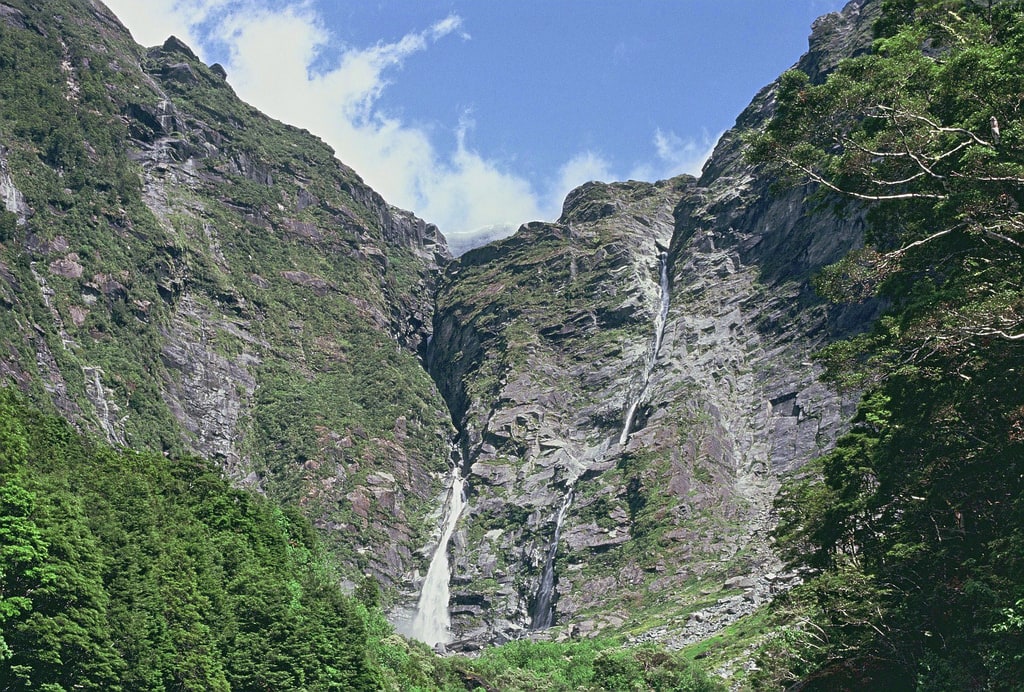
104;0;848;239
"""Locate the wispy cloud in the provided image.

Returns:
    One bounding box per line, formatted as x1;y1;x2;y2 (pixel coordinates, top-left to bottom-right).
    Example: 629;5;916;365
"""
105;0;230;49
104;0;718;239
629;128;719;182
552;152;615;208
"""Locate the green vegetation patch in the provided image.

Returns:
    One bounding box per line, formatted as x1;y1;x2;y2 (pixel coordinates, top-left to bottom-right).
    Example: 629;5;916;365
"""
465;638;723;692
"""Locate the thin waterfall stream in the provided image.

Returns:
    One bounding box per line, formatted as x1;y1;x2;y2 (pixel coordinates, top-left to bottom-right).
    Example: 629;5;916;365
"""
619;251;671;445
529;490;573;629
407;463;466;646
529;250;672;631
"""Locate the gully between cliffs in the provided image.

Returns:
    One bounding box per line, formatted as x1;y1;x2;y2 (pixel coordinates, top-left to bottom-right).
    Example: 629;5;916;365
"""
528;490;573;629
530;248;675;631
620;250;672;445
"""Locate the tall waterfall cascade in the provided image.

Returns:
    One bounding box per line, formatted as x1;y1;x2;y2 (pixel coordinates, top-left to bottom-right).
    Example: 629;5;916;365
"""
619;251;671;445
408;466;466;646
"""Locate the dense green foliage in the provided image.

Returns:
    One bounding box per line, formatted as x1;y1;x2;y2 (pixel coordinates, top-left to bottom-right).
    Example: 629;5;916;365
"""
466;638;723;692
0;388;386;690
0;387;727;691
0;0;451;589
751;0;1024;687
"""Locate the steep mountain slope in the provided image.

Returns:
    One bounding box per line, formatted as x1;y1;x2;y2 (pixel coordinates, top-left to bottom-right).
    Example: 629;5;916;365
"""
0;389;379;690
0;0;451;586
8;0;1021;686
423;0;881;645
428;177;690;640
0;0;889;659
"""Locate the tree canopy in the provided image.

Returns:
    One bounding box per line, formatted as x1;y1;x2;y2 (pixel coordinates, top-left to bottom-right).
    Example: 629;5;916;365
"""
749;0;1024;687
0;388;382;690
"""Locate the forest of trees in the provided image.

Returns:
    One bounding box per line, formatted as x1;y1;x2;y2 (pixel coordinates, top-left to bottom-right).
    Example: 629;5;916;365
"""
749;0;1024;687
0;387;385;689
0;387;722;690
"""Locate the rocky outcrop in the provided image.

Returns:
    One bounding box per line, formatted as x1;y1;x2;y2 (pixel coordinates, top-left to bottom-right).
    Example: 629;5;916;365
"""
665;0;881;475
159;295;261;475
417;0;883;644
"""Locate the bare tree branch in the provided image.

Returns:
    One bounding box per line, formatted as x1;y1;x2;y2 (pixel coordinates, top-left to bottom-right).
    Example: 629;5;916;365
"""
902;137;946;180
783;158;948;201
981;226;1024;250
875;105;995;147
889;227;958;256
972;328;1024;341
932;139;975;163
874;171;930;186
953;172;1024;186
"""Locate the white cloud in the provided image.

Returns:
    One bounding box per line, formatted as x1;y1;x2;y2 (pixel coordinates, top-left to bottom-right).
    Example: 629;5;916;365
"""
215;10;546;234
629;128;719;182
103;0;721;240
549;151;615;209
104;0;229;49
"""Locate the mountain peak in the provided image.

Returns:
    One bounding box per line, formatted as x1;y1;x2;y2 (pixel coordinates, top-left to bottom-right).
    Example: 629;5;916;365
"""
158;34;199;60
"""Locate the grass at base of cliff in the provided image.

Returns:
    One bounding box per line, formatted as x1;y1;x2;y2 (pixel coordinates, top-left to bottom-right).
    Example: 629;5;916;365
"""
674;583;841;689
460;638;724;692
675;607;776;686
559;516;773;640
561;574;740;642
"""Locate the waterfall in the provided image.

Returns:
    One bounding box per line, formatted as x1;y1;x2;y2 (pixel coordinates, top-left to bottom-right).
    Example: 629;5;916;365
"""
529;490;573;630
408;467;466;646
653;251;671;355
527;251;670;630
619;251;671;445
619;398;642;446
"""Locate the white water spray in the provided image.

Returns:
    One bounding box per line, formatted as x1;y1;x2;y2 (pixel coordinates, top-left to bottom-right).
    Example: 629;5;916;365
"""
528;252;671;630
619;251;671;444
408;467;466;646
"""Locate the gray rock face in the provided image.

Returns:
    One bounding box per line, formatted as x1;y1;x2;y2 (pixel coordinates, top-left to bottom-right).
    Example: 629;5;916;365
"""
124;34;454;584
0;146;31;225
427;178;690;640
159;295;261;476
417;0;883;644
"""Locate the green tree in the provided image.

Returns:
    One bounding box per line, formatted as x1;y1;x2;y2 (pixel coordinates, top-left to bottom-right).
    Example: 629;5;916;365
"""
752;0;1024;686
0;388;395;690
355;574;382;609
752;0;1024;364
2;485;127;690
0;480;50;665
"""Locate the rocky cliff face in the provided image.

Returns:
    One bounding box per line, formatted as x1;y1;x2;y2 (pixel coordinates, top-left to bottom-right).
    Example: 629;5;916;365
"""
417;0;882;645
426;178;691;639
0;0;451;587
2;0;885;650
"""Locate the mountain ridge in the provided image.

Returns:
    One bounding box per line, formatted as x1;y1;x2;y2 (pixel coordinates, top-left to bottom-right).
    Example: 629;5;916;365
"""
0;0;454;594
2;0;876;661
